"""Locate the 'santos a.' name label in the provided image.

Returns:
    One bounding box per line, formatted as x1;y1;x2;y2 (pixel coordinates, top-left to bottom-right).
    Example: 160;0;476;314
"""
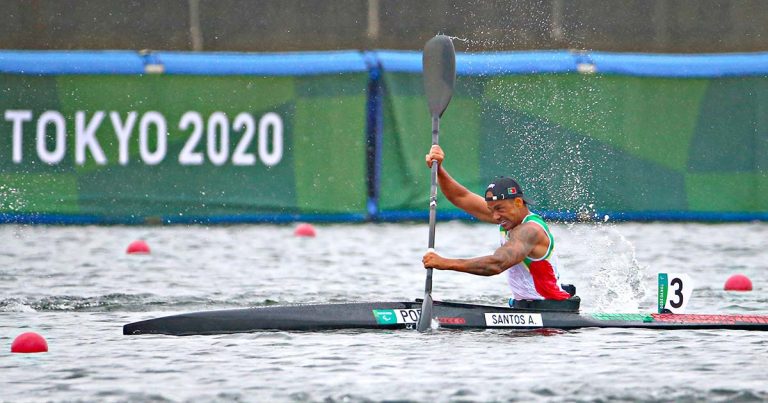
484;313;543;327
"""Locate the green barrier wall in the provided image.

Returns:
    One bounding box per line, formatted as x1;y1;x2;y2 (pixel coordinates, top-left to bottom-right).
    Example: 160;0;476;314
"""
379;72;768;218
0;73;369;222
2;50;768;223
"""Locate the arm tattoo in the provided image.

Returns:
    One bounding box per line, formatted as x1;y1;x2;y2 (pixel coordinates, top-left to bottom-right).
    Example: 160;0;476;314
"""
441;223;540;277
503;224;538;262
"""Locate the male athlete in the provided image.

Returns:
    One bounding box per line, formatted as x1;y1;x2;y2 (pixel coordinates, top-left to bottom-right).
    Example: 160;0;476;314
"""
421;145;572;301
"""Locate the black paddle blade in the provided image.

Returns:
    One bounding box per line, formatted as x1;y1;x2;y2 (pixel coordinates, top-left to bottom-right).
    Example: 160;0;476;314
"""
423;35;456;118
417;292;433;332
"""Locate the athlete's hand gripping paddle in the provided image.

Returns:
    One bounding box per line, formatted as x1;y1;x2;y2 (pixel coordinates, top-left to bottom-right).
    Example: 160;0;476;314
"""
417;35;456;332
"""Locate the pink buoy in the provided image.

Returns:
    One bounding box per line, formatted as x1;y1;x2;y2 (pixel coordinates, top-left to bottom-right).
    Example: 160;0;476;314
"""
126;240;151;254
724;274;752;291
294;223;317;237
11;332;48;353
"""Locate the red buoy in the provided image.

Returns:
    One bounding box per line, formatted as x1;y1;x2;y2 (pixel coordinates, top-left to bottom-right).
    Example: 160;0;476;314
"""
126;240;151;254
11;332;48;353
724;274;753;291
294;223;317;237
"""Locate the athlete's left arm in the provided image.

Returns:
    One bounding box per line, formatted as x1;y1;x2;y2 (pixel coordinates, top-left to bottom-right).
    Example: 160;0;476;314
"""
421;223;539;276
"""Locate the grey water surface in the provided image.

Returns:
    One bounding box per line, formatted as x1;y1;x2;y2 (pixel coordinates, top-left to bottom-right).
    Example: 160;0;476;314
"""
1;221;767;402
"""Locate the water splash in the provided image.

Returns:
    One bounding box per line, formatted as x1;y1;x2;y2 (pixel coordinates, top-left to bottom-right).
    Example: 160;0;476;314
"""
438;2;589;52
446;35;471;44
0;184;26;211
0;299;36;313
559;222;649;312
477;57;614;212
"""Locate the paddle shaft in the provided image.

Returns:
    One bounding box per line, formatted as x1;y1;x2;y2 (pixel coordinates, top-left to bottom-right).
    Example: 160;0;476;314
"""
425;115;440;292
418;115;439;331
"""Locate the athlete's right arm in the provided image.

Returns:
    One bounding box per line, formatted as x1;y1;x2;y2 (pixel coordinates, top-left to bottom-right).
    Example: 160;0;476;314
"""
426;145;494;223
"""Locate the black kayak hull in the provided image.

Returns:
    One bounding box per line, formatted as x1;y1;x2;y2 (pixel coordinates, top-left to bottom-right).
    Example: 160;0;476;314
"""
123;300;768;336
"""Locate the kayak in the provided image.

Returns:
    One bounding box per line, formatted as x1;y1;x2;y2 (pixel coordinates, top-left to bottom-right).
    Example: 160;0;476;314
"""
123;297;768;336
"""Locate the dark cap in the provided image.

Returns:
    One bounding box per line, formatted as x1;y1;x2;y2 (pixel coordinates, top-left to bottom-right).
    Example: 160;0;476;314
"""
484;177;535;205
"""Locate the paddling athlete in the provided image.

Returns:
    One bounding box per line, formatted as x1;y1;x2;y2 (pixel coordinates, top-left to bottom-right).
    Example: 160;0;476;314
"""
421;145;572;301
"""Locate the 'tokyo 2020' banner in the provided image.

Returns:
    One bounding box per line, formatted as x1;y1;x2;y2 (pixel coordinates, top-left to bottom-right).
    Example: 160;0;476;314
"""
0;51;370;223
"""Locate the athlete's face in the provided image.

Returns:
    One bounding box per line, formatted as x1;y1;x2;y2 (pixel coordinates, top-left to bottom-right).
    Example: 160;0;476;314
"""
487;198;527;231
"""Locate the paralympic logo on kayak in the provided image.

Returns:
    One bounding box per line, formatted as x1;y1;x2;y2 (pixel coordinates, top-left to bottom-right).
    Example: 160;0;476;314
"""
372;309;420;325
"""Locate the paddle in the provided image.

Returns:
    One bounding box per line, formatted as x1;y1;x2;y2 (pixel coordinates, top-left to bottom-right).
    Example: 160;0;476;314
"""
416;35;456;332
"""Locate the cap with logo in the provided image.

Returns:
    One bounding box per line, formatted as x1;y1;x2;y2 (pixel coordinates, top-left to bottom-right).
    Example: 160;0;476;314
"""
484;177;535;205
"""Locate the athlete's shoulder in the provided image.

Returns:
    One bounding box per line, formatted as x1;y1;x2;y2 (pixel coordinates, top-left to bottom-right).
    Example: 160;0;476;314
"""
518;218;551;245
511;221;542;241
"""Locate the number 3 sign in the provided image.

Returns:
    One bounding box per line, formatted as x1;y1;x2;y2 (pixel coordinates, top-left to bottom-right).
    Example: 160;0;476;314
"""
658;273;693;314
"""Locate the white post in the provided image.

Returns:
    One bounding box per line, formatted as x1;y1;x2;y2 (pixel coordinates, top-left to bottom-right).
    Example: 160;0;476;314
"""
550;0;564;42
367;0;380;41
189;0;204;51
